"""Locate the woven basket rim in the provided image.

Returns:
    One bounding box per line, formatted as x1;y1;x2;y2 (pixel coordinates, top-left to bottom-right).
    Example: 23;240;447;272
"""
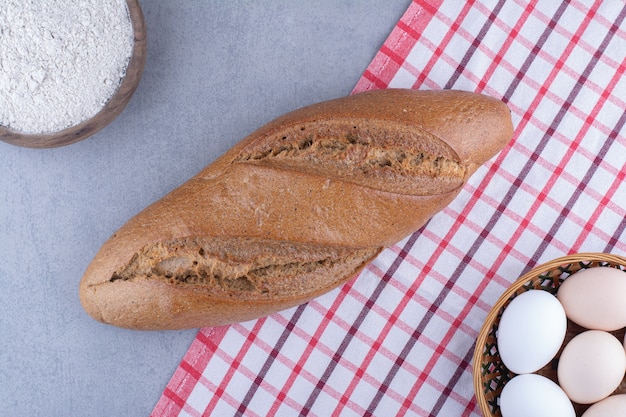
472;252;626;417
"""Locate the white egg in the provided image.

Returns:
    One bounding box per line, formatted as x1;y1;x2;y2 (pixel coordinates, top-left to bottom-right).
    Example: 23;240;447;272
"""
497;290;567;374
557;266;626;331
557;330;626;404
582;394;626;417
500;374;575;417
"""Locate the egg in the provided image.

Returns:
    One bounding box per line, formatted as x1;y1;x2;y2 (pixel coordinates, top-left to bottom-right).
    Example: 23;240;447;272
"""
557;266;626;331
500;374;575;417
557;330;626;404
497;290;567;374
582;394;626;417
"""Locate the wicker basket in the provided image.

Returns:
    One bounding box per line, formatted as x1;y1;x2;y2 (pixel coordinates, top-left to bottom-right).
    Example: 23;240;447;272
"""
472;252;626;417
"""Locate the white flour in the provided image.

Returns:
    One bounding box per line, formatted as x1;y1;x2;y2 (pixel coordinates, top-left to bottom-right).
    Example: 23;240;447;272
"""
0;0;134;134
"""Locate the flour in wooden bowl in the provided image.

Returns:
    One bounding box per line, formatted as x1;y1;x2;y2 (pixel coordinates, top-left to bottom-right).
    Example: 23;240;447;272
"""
0;0;134;134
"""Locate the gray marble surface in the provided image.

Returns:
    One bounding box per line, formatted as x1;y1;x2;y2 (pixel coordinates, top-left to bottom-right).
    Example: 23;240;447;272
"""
0;2;410;416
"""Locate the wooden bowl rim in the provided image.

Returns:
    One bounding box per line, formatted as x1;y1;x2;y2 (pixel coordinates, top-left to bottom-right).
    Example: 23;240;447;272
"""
0;0;147;149
472;252;626;416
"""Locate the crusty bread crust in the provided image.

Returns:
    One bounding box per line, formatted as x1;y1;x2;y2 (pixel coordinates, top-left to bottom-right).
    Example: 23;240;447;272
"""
79;89;513;330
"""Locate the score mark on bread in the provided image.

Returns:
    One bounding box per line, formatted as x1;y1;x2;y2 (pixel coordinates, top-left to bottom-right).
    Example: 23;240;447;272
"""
108;237;381;300
235;119;467;195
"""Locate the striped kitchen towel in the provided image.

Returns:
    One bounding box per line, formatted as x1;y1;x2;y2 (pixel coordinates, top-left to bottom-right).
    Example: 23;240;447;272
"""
154;1;626;416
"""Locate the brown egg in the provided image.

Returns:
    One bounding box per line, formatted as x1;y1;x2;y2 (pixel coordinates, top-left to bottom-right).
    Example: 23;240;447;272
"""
557;267;626;331
557;330;626;404
582;394;626;416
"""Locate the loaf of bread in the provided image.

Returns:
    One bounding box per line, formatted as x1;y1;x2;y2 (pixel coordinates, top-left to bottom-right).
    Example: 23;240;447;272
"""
79;89;513;330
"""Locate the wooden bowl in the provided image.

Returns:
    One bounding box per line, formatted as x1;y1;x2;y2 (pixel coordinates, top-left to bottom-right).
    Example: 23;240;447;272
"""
0;0;147;148
473;252;626;416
